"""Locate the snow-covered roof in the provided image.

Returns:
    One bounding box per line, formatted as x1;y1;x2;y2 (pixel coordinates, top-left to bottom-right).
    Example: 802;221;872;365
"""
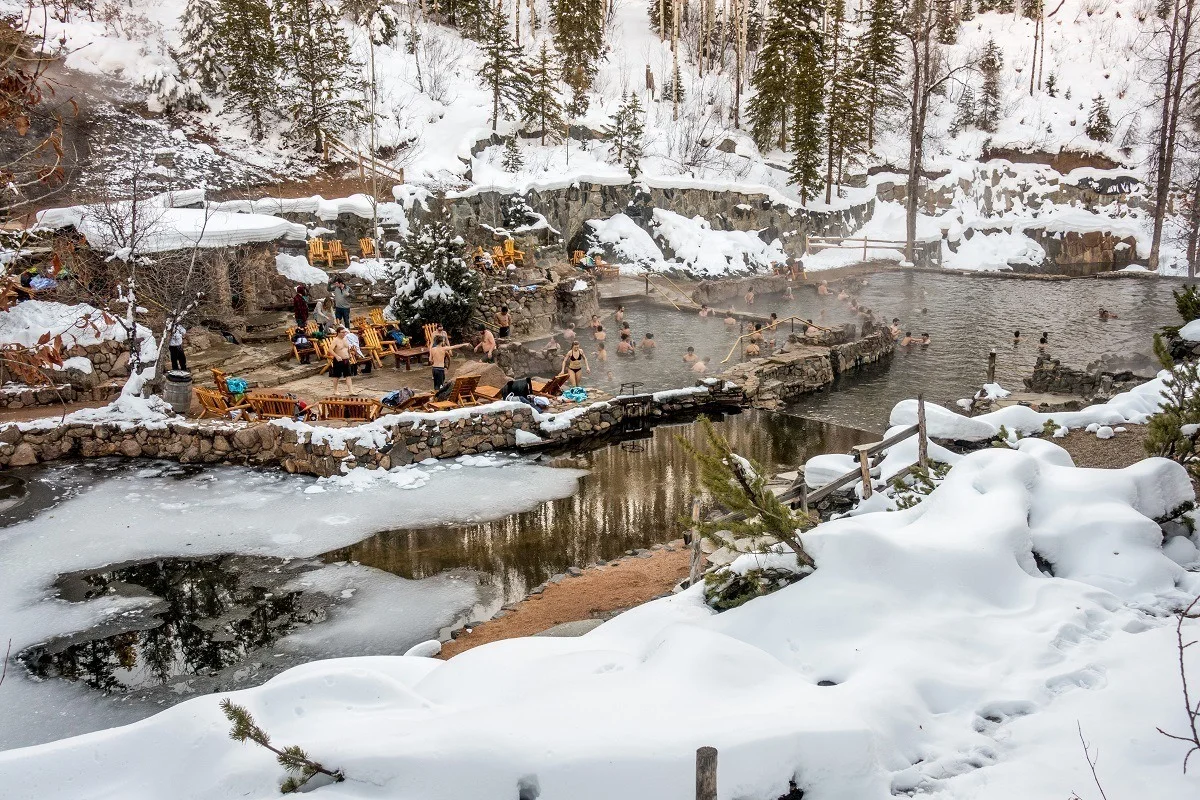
35;191;307;255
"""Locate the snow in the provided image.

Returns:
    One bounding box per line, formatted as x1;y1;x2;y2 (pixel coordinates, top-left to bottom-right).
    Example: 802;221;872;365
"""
4;443;1196;799
0;300;149;350
36;193;307;254
275;253;328;285
0;456;585;750
649;209;786;276
944;229;1046;272
344;259;391;282
587;212;666;268
1180;319;1200;342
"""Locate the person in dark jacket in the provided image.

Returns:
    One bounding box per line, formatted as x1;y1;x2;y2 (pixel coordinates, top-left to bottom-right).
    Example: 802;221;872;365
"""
292;286;309;327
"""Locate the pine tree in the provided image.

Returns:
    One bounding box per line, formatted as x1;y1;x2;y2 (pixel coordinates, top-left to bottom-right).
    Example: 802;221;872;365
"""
477;6;530;132
1022;0;1043;18
220;0;279;140
977;0;995;11
662;61;686;106
275;0;364;152
936;0;958;43
977;38;1003;134
949;85;976;137
445;0;489;37
1045;73;1057;97
748;0;825;194
221;699;344;793
522;42;565;144
995;0;1014;13
960;0;975;21
502;135;524;172
1085;94;1113;142
824;0;868;200
387;201;481;338
605;91;646;175
551;0;603;101
858;0;902;149
178;0;223;92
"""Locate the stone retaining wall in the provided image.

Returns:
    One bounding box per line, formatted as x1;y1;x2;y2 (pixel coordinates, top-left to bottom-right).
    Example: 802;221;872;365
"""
1023;353;1144;399
0;383;744;475
470;278;600;339
0;382;121;410
830;331;895;374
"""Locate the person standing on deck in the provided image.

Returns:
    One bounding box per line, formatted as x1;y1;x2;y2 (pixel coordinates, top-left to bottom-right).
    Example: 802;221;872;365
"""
474;325;497;362
292;286;309;328
561;341;590;386
168;324;187;371
496;306;512;338
330;277;352;328
329;327;357;396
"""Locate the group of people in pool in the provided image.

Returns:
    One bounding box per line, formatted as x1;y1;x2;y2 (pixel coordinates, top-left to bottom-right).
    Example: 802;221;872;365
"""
556;308;662;386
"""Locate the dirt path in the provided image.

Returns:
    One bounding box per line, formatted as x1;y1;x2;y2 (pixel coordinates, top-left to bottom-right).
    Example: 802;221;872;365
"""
440;543;691;658
1053;425;1149;469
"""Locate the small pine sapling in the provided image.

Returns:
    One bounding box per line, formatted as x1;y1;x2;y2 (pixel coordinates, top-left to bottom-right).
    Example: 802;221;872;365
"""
1045;73;1057;96
501;135;524;173
1085;94;1113;142
221;699;344;793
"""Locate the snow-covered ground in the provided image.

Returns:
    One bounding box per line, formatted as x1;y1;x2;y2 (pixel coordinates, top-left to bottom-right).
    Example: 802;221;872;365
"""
0;455;585;750
0;438;1195;799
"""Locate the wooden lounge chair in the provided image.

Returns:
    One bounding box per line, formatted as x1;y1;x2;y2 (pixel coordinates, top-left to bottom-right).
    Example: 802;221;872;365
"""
325;240;351;268
195;386;253;420
307;239;328;266
287;327;318;364
475;384;504;401
395;391;433;411
247;392;316;421
358;238;377;259
426;375;480;410
504;239;525;266
209;368;242;401
531;373;569;398
360;327;399;367
319;396;383;422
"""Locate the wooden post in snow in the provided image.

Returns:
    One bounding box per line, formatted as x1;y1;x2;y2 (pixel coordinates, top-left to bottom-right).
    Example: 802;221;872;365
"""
917;393;928;469
688;497;703;587
857;447;872;499
986;349;997;384
696;747;718;800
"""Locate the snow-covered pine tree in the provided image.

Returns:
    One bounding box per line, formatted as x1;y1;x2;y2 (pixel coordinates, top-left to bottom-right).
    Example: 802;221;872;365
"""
502;135;524;171
178;0;223;92
935;0;957;43
605;91;646;175
477;5;530;132
824;0;867;201
995;0;1014;13
949;85;975;137
977;38;1003;134
662;61;686;105
1045;73;1057;96
387;201;481;338
748;0;824;161
551;0;603;101
220;0;279;140
1085;94;1113;142
445;0;489;37
976;0;995;10
960;0;974;21
522;42;564;144
275;0;364;152
859;0;901;149
1022;0;1042;19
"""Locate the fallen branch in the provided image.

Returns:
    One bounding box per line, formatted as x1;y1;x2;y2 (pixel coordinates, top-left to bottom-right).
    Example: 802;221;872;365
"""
1157;595;1200;773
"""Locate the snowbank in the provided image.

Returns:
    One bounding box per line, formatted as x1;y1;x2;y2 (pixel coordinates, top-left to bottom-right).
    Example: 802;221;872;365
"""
586;213;664;268
944;229;1045;271
4;443;1196;799
1180;319;1200;342
0;301;156;366
275;253;328;285
649;209;786;276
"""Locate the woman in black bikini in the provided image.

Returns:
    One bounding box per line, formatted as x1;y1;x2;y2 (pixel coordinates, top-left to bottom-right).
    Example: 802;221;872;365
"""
562;341;590;386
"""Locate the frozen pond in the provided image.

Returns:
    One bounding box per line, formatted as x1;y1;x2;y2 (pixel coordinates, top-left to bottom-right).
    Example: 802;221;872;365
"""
0;411;868;751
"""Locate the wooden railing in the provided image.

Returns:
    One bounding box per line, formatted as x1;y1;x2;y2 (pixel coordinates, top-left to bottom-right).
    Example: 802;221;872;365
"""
718;314;838;364
322;133;406;186
805;236;941;267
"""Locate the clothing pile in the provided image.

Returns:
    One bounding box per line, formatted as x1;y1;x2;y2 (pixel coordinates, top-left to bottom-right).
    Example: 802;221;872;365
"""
561;387;588;403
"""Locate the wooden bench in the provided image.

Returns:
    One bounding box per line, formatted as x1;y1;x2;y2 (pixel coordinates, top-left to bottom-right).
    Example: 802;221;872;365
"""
195;386;253;420
358;238;377;259
246;392;316;421
427;375;480;410
319;396;383;422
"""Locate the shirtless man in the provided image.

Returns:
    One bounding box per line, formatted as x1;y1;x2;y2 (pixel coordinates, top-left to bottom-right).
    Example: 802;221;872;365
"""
616;332;636;357
594;324;607;343
430;334;467;390
561;341;590;387
817;280;830;296
496;306;512;338
699;304;711;317
329;327;357;396
640;332;656;352
683;346;697;364
473;325;497;361
899;331;915;346
562;322;577;344
614;305;626;324
691;356;708;374
745;341;761;358
589;314;601;331
724;309;738;326
745;287;755;306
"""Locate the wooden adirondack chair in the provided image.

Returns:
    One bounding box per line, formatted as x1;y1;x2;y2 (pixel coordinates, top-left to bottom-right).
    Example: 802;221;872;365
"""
326;240;351;267
312;338;334;374
427;375;480;410
531;373;569;398
368;308;397;330
358;238;377;258
195;386;254;420
319;396;383;422
504;239;525;266
571;250;586;266
395;391;433;411
210;368;240;400
423;323;441;346
491;245;510;268
307;239;328;266
247;392;316;420
360;327;398;366
287;327;318;364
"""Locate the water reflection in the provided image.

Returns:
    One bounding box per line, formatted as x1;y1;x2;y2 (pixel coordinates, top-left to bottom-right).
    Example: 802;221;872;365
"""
323;410;873;604
21;556;325;692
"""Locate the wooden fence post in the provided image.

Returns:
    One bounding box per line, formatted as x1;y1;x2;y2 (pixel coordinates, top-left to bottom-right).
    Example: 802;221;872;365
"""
696;746;718;800
645;275;650;295
857;447;872;499
917;393;928;469
688;498;703;587
986;349;997;384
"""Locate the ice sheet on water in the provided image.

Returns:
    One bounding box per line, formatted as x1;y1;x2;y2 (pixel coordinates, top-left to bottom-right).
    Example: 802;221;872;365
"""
0;457;584;749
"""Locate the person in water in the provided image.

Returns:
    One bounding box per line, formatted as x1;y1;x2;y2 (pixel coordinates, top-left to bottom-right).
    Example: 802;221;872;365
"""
640;332;656;352
724;309;738;326
614;305;626;323
900;331;915;346
919;333;931;346
1039;332;1049;351
1013;330;1021;344
817;280;830;296
616;332;636;357
589;314;601;330
683;346;697;364
745;287;755;306
562;322;576;343
561;341;590;386
745;340;761;358
1099;308;1118;320
699;304;711;317
783;285;794;300
594;324;606;343
691;356;708;374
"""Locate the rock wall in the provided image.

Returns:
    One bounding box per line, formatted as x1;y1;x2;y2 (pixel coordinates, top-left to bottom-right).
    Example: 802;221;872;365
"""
0;382;121;411
0;383;745;474
491;341;562;379
1023;353;1144;399
830;331;895;374
1015;228;1139;274
718;346;835;410
470;277;600;339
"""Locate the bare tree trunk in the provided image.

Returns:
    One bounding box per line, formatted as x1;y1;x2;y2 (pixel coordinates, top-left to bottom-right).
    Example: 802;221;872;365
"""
825;10;841;204
515;0;521;47
734;0;746;128
673;0;681;120
1188;176;1200;278
1151;0;1197;271
660;0;666;39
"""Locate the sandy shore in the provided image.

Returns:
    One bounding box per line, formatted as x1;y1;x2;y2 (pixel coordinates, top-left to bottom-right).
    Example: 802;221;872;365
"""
440;542;692;658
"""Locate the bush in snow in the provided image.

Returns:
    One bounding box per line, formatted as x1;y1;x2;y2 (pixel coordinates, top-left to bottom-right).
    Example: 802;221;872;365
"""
387;200;480;338
681;417;816;589
703;565;806;611
502;193;538;229
1086;94;1114;143
221;699;344;793
888;462;951;510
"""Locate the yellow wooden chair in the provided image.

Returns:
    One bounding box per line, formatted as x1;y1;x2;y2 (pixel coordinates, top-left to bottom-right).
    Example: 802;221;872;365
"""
195;386;254;420
359;238;377;258
491;245;511;268
504;239;525;266
307;239;328;266
326;240;351;268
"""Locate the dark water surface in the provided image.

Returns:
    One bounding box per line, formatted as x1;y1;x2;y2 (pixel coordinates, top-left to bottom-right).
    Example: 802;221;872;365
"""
322;410;872;604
